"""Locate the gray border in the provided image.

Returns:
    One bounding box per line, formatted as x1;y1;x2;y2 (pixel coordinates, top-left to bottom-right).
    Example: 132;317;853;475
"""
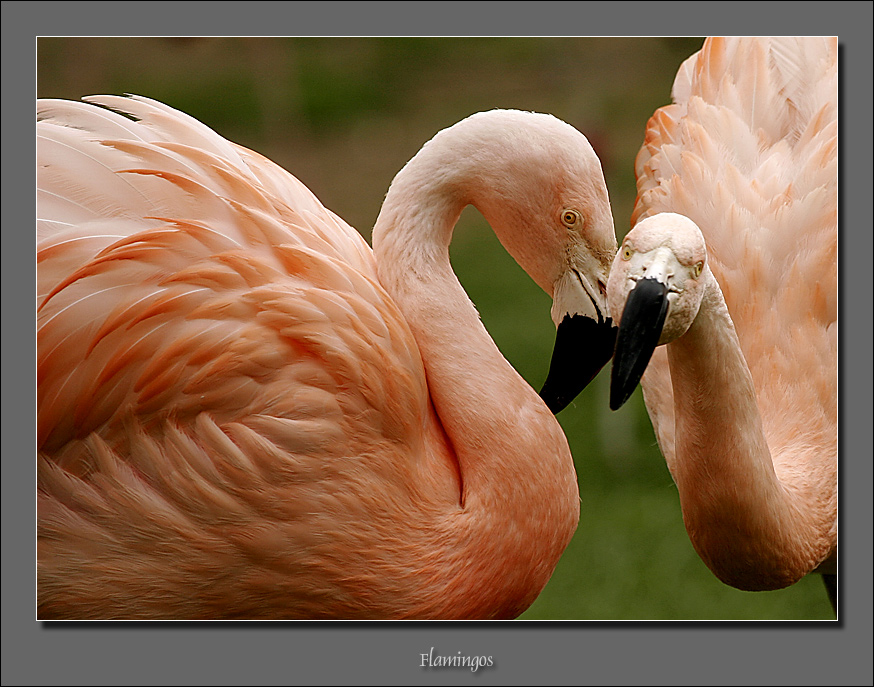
5;1;872;685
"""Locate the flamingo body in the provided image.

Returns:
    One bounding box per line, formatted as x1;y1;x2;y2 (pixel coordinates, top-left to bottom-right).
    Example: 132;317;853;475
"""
608;38;837;594
37;97;616;618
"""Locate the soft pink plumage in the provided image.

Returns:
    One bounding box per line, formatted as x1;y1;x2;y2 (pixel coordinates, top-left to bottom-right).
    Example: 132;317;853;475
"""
607;38;837;597
37;96;617;618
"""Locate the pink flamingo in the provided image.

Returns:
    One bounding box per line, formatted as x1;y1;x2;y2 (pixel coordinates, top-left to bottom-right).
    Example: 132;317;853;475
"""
37;96;617;619
606;38;837;607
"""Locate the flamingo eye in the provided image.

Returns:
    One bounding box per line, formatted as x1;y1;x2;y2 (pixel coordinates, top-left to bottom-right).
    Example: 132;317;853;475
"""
561;209;581;228
621;245;633;261
692;261;704;278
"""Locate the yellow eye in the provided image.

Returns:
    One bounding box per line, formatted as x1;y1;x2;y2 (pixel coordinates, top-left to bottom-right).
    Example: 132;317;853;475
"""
621;245;633;261
692;261;704;278
561;209;581;228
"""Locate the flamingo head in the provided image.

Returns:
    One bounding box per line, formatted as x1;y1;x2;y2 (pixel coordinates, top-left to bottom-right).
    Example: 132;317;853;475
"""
375;109;621;414
454;110;619;415
606;212;709;410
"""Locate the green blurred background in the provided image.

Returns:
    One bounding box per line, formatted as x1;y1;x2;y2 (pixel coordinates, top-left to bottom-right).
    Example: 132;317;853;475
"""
37;36;833;620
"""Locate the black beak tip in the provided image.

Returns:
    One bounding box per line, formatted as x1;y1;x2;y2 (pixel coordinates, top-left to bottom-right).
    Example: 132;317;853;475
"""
539;315;617;415
608;389;624;412
608;372;635;411
607;277;670;412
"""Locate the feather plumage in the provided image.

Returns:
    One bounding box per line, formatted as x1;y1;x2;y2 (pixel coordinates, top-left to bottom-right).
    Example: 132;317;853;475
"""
624;37;837;591
37;96;615;619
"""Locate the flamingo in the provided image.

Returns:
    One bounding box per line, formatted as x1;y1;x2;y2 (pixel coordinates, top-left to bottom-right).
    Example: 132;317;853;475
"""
36;95;618;619
606;38;837;608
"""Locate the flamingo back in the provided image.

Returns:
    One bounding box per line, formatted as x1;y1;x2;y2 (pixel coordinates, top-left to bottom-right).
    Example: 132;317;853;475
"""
37;96;461;618
631;38;837;485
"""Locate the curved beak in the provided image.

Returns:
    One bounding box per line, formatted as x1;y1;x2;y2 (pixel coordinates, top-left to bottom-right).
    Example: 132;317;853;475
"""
540;313;616;414
609;277;670;410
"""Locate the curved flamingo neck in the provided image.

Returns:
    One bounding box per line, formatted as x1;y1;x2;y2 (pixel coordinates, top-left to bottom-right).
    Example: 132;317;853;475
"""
371;151;579;617
666;277;834;589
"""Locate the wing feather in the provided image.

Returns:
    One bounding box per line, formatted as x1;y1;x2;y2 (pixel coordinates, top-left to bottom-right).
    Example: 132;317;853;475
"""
634;37;837;465
38;95;428;467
